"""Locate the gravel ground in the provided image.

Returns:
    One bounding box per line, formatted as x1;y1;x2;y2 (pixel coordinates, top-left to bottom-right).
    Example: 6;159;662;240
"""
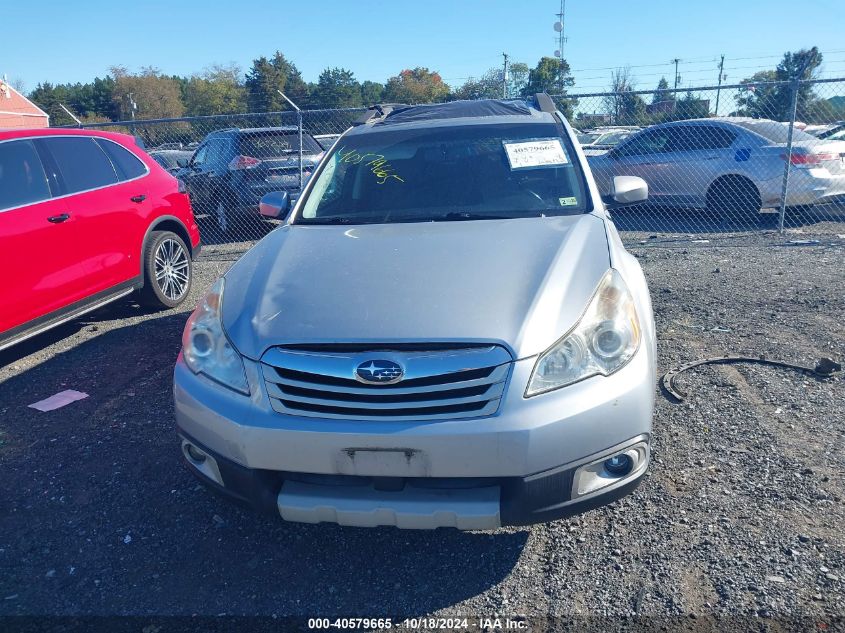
0;223;843;625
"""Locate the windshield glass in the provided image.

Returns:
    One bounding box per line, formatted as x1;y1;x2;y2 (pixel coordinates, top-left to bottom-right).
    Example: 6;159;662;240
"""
239;132;321;157
593;131;634;146
577;132;601;145
295;122;588;225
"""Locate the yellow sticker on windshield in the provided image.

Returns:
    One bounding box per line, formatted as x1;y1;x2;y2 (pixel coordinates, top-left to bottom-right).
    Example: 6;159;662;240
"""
559;197;578;206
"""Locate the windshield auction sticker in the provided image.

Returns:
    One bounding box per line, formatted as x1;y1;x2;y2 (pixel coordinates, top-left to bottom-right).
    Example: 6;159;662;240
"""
503;138;569;170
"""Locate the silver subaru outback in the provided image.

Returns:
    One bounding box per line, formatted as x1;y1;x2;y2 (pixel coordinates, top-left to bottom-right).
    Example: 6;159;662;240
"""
173;95;657;529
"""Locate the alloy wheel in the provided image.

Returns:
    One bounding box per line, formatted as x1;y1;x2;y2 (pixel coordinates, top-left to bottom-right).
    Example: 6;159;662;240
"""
154;238;190;301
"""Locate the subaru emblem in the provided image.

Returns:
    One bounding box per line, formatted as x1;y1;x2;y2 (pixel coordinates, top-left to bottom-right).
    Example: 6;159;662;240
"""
355;359;404;384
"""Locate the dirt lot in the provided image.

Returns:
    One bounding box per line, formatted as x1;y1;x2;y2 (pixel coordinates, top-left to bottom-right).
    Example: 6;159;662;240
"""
1;224;844;623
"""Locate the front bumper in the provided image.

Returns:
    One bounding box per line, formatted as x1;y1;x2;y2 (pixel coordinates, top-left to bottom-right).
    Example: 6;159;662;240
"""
173;347;655;528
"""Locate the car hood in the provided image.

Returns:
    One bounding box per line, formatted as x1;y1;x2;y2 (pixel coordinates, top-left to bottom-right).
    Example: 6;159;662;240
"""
221;215;611;360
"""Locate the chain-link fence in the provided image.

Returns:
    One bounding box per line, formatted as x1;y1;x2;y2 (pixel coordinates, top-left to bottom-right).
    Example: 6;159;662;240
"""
75;78;845;254
551;78;845;236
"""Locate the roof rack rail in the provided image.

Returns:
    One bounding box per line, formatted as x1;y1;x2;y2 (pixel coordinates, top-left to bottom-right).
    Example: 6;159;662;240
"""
533;93;557;115
352;103;407;126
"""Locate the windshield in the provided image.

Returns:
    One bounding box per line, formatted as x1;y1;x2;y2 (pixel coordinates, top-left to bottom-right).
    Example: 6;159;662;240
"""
577;132;601;145
238;132;321;157
733;120;818;144
592;130;635;146
295;122;588;225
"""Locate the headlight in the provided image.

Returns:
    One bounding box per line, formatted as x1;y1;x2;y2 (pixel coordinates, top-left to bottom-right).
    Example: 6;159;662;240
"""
526;269;640;397
181;277;249;394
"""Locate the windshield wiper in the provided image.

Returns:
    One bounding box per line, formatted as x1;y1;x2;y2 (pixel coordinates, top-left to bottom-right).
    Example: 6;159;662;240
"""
434;212;513;221
297;216;355;225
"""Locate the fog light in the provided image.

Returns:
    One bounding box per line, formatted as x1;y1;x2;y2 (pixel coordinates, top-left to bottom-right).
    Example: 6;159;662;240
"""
185;443;207;464
604;454;632;475
180;437;225;486
572;440;649;498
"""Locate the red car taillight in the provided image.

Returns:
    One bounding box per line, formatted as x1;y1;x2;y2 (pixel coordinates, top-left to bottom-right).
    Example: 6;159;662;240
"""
781;152;837;166
228;155;261;170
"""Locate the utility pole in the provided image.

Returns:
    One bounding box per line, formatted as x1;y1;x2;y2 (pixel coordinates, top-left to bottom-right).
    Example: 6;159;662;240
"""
714;54;726;116
671;58;681;91
502;53;509;99
670;58;681;116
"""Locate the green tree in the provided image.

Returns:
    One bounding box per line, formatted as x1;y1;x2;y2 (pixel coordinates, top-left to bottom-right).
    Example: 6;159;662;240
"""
522;57;576;117
110;66;185;121
453;68;505;100
507;62;530;99
652;76;673;105
674;92;710;120
29;83;74;125
245;52;309;111
383;68;450;104
312;67;363;108
184;64;246;116
360;80;384;105
735;47;823;121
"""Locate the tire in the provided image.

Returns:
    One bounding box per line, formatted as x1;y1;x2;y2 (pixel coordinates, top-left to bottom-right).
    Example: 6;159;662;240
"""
215;200;229;232
706;176;762;222
138;231;192;309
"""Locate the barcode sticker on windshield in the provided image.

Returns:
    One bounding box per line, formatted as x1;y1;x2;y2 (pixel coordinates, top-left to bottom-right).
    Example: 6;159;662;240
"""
503;138;569;170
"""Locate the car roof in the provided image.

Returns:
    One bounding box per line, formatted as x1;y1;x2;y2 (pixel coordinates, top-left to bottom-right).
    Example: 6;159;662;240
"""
208;126;301;137
0;127;137;144
649;116;778;131
345;98;558;137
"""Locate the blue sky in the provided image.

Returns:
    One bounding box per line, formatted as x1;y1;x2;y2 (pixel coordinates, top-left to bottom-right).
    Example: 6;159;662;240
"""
2;0;844;93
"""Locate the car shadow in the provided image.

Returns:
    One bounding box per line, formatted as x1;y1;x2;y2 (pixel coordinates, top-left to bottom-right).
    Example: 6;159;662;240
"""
610;202;845;234
0;311;528;617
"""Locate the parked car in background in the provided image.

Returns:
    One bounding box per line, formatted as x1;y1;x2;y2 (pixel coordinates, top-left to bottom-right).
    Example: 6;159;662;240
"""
150;149;194;175
314;133;342;151
174;95;656;529
589;117;845;216
581;128;641;157
0;128;201;352
178;127;324;232
804;121;845;140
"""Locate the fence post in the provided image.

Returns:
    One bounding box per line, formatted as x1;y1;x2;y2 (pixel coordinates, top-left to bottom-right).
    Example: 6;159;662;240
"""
777;77;802;233
277;90;303;192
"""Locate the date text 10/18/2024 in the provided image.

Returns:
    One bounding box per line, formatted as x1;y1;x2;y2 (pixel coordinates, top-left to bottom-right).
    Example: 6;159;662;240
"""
307;617;529;630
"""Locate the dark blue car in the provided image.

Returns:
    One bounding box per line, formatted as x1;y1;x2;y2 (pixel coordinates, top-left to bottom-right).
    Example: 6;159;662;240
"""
179;127;324;232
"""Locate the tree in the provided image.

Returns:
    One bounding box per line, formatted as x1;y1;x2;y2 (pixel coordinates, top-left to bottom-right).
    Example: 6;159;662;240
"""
110;66;185;120
522;57;576;117
652;77;673;105
312;67;363;108
735;47;823;121
602;67;646;125
507;62;530;99
674;92;710;120
184;64;246;116
523;57;574;95
383;68;450;104
453;68;504;100
244;52;309;111
360;80;384;105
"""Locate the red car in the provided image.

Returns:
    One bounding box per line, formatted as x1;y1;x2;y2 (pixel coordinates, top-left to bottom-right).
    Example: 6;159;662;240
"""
0;128;201;352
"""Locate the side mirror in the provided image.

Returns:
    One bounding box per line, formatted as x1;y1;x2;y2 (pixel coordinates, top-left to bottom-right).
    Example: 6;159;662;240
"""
259;191;291;220
177;157;189;168
602;175;648;207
